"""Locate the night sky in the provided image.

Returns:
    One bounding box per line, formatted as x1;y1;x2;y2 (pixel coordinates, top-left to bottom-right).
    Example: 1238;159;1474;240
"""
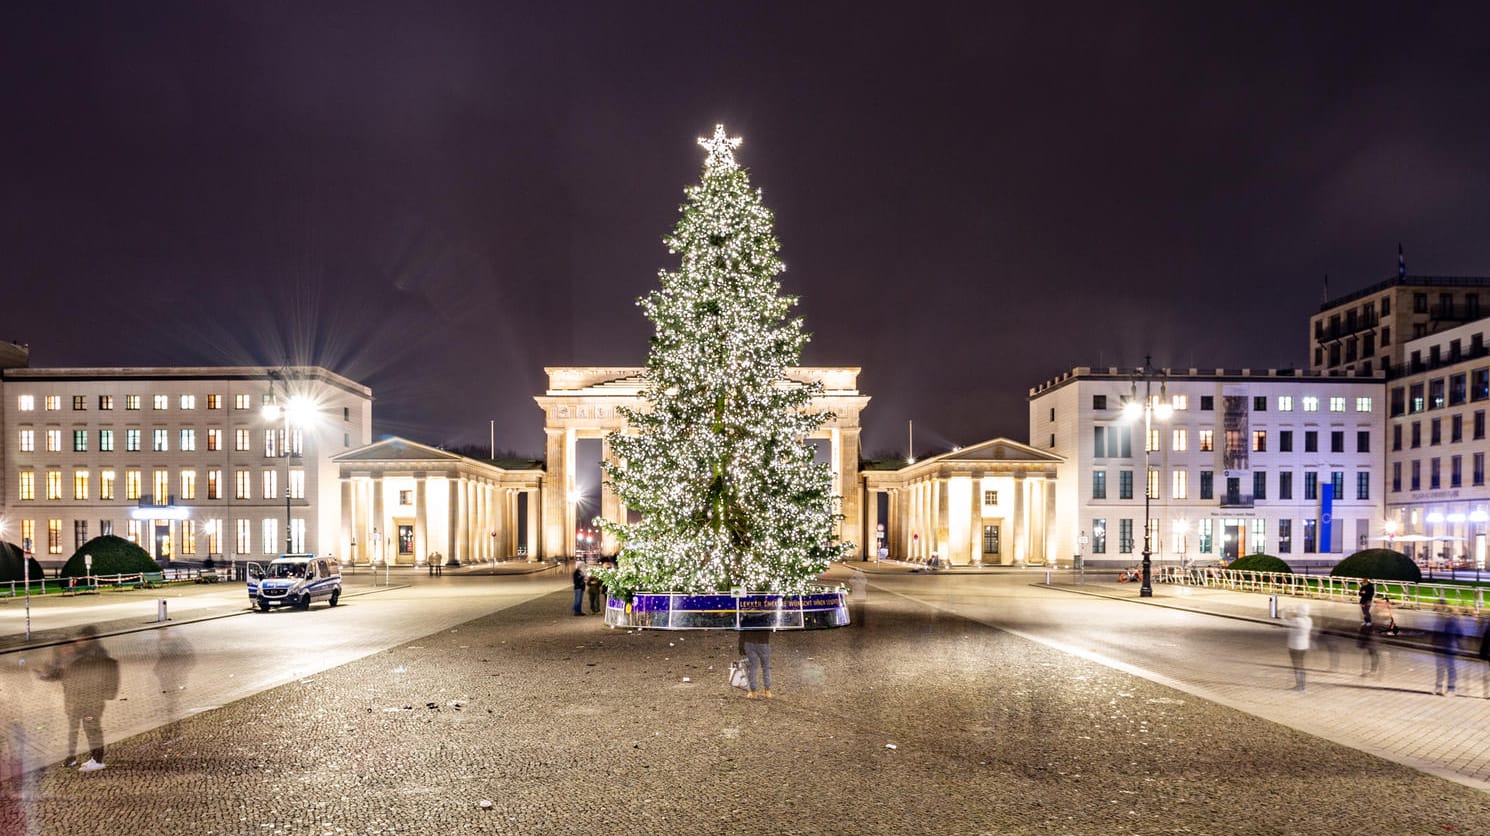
6;2;1490;459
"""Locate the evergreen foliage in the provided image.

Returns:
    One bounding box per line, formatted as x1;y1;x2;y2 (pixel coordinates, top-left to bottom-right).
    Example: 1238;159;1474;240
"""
1330;548;1422;583
1227;553;1292;574
597;126;849;597
61;535;158;577
0;541;43;583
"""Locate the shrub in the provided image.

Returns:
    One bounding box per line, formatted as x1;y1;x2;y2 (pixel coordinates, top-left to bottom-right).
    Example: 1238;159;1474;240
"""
61;535;158;578
1228;554;1292;574
0;541;44;583
1330;548;1421;583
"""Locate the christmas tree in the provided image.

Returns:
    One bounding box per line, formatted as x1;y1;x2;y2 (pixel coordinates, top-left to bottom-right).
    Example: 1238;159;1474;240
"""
598;125;849;598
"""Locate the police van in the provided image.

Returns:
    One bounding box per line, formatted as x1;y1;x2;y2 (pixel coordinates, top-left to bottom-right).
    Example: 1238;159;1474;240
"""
246;554;342;611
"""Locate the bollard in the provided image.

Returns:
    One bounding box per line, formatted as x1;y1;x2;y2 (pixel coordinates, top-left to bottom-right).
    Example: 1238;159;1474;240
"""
1044;570;1051;585
157;598;169;623
1268;595;1278;619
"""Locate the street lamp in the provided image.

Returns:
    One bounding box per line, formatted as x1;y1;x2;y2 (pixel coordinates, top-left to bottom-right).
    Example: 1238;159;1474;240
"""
263;371;316;555
1122;358;1171;598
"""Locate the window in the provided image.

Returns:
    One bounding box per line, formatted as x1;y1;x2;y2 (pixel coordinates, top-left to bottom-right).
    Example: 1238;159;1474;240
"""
265;430;279;458
1392;424;1402;451
18;394;35;411
1414;292;1427;313
1200;470;1213;500
1171;429;1187;451
1382;326;1391;345
1304;472;1318;501
1329;396;1345;413
1476;411;1485;440
1279;430;1293;453
263;470;278;500
181;470;197;500
1330;471;1344;499
288;469;305;499
400;489;414;506
1475;369;1490;402
237;519;252;555
1475;452;1486;487
1277;396;1293;412
1430;419;1441;446
1449;375;1467;406
1252;430;1267;452
1224;477;1241;505
99;429;114;452
1304;519;1318;553
1278;519;1292;554
179;394;196;410
983;490;998;504
153;429;169;452
1452;415;1463;443
1430;379;1446;409
1391;462;1402;493
1411;422;1421;448
72;395;85;411
18;470;35;501
1304;431;1318;453
1093;395;1107;410
1093;427;1106;458
1279;471;1293;500
343;406;351;422
263;519;277;554
1119;429;1131;458
126;469;142;500
73;471;88;500
18;430;33;452
46;470;62;500
1357;430;1370;453
179;429;196;452
1302;396;1319;412
1171;395;1188;411
1390;387;1406;416
1450;456;1462;488
1199;519;1213;554
126;429;141;452
1172;470;1187;499
1252;471;1266;500
153;394;169;411
1253;396;1267;411
99;470;115;500
1411;460;1421;491
1146;429;1159;453
1355;396;1372;412
207;394;221;410
1147;469;1159;500
1198;430;1214;452
45;430;61;452
153;469;169;503
181;520;196;555
207;429;222;451
1200;396;1214;411
74;520;88;549
44;395;61;411
236;429;252;452
1092;520;1106;554
1119;470;1133;500
1430;458;1441;490
48;519;62;554
1119;519;1134;554
1250;519;1266;555
1092;471;1107;499
236;469;252;500
207;470;221;500
205;518;221;555
98;395;113;410
1330;431;1344;453
1410;384;1425;413
234;393;252;410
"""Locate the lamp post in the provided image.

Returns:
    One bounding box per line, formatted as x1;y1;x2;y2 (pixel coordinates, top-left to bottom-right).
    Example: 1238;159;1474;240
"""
1123;358;1172;598
262;371;314;555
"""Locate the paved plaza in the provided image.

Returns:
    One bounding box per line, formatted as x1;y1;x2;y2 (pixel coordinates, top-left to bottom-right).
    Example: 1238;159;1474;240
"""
3;565;1490;834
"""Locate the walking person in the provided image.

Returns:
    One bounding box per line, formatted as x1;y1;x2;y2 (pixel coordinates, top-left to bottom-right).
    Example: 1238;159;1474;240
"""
738;630;773;699
1358;579;1375;626
1357;622;1381;678
1286;604;1312;691
1433;599;1462;696
571;562;586;616
36;625;117;772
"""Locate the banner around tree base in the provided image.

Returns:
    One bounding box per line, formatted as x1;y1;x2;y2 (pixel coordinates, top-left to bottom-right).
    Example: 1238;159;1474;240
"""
604;589;848;630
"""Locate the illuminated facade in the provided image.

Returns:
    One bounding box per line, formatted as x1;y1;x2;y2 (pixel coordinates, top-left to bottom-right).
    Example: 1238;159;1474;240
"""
1030;368;1384;567
0;357;372;566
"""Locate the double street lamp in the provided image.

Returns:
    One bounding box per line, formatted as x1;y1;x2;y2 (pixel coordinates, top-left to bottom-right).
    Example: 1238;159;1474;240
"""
1122;359;1171;598
262;371;316;555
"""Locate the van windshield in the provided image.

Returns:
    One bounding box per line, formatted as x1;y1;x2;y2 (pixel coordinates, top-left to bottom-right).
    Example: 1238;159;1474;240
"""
267;562;308;579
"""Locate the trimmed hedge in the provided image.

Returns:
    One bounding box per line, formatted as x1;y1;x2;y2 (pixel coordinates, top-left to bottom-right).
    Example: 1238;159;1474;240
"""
0;541;44;583
61;535;158;578
1329;548;1421;583
1228;554;1292;574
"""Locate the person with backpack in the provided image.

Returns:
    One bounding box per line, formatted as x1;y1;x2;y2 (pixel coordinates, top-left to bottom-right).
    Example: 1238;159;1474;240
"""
37;624;117;772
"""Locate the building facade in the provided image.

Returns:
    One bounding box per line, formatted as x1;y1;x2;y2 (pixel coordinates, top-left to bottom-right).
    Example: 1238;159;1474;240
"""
1029;367;1384;568
1309;274;1490;377
1;362;372;567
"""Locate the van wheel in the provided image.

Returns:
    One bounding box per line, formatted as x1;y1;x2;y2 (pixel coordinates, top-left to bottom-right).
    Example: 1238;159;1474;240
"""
257;599;271;612
296;594;311;610
329;589;340;607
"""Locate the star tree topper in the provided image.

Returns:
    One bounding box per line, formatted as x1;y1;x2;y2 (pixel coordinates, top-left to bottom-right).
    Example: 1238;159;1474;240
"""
698;123;743;171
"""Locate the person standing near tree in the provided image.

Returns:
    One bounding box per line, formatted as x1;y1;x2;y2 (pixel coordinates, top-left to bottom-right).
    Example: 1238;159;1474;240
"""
571;563;586;616
37;625;116;771
738;630;773;699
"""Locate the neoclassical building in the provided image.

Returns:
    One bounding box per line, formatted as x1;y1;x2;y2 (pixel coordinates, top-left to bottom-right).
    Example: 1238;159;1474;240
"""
861;439;1063;566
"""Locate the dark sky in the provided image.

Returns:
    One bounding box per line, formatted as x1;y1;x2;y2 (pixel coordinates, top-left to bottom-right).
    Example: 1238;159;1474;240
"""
6;2;1490;458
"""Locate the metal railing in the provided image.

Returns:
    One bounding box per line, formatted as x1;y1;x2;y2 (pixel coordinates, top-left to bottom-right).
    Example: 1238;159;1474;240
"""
1158;566;1488;613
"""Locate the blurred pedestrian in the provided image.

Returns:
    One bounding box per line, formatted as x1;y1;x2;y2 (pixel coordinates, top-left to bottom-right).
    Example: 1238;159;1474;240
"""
36;625;117;772
1478;617;1490;699
1286;604;1312;691
571;563;586;616
1433;599;1462;696
153;626;197;744
1357;622;1380;677
849;567;868;627
738;630;773;699
586;571;603;615
1358;579;1375;625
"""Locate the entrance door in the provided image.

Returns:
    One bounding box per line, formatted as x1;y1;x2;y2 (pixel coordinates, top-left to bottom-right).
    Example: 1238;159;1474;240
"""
155;522;172;561
1223;520;1244;561
983;524;1001;562
397;524;414;565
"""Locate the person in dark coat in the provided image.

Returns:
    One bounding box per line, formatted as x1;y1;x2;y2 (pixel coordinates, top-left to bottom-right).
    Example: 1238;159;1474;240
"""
1358;579;1375;625
572;564;586;616
738;630;773;699
1433;599;1462;696
586;572;604;615
37;625;113;771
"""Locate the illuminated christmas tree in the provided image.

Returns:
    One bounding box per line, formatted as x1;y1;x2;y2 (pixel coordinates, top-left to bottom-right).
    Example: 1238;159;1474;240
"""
598;125;848;597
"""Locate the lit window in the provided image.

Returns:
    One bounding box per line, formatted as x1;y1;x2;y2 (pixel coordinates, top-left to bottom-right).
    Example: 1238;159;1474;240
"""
262;519;277;554
153;469;169;502
1171;470;1188;499
1277;396;1293;412
1171;429;1187;451
126;470;142;500
99;395;113;410
73;471;89;500
236;469;252;499
72;395;86;411
18;395;35;411
99;429;113;451
289;469;305;499
180;469;196;500
234;393;251;410
179;429;196;451
1329;396;1346;413
46;470;62;500
48;519;62;554
206;394;221;410
18;430;34;452
237;519;252;555
179;394;196;410
1356;396;1372;412
1146;429;1159;452
983;490;998;505
125;394;140;411
46;430;62;452
126;429;141;452
1302;396;1318;412
1198;430;1213;452
206;518;222;554
45;395;61;411
1252;430;1267;452
1170;395;1188;411
1146;469;1159;500
181;520;197;555
207;429;222;451
153;394;169;410
18;470;35;501
264;430;279;457
100;470;115;500
73;430;88;452
262;469;278;499
153;429;169;452
207;470;221;500
236;429;252;452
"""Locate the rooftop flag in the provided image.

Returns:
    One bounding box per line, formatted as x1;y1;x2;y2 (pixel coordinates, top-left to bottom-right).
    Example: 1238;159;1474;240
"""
1398;243;1407;279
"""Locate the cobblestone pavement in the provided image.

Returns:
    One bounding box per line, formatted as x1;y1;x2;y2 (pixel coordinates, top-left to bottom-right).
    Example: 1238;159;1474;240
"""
5;574;1490;835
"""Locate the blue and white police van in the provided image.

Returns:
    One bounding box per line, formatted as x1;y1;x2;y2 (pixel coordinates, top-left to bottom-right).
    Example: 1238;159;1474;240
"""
246;554;342;611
